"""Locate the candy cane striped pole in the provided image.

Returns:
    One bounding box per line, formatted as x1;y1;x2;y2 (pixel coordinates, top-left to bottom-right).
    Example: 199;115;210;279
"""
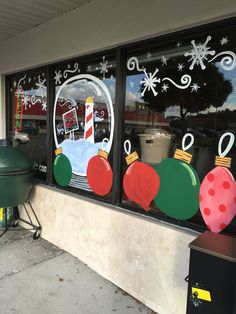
84;96;94;143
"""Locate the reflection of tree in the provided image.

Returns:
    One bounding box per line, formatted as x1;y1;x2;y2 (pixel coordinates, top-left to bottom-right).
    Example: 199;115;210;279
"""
141;63;233;126
191;109;236;129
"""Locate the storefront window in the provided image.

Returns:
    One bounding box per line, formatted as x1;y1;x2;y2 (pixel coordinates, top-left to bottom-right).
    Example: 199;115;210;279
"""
52;56;116;198
8;68;48;181
122;23;236;233
6;19;236;234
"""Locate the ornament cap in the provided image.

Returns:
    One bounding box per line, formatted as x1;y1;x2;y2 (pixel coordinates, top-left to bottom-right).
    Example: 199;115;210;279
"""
174;149;192;164
124;139;139;165
55;147;62;156
215;156;231;168
215;132;234;167
98;149;108;159
126;151;139;165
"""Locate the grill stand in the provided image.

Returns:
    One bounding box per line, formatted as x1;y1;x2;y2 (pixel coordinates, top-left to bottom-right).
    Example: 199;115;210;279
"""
0;202;41;240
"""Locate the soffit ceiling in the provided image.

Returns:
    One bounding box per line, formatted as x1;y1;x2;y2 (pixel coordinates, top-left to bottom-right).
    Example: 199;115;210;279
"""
0;0;92;42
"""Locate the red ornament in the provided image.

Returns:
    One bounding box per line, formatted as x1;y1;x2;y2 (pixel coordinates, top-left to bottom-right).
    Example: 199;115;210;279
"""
123;140;160;211
200;133;236;233
87;149;113;196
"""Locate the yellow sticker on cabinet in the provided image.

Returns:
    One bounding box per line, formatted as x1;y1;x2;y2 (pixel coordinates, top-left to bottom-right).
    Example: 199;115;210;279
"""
0;208;3;222
192;287;211;302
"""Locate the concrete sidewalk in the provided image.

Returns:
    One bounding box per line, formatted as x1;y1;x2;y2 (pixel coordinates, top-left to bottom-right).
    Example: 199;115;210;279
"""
0;229;155;314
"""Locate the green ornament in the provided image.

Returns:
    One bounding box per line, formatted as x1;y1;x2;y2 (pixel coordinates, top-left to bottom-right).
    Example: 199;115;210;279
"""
53;153;72;187
154;158;200;220
154;133;201;220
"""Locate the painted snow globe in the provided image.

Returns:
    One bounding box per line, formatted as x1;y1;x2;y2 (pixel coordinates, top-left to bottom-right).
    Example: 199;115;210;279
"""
53;74;114;191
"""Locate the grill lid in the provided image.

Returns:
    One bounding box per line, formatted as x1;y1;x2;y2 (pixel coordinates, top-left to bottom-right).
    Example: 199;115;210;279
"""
0;140;33;174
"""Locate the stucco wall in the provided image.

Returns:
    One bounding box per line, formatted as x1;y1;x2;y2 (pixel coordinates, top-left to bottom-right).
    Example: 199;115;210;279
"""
1;0;236;313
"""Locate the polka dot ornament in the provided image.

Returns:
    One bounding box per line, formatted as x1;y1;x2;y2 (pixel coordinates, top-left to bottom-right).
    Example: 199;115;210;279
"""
199;133;236;233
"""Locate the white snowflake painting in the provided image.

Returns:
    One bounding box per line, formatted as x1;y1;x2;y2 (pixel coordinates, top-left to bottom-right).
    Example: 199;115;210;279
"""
22;74;47;111
184;36;215;70
87;65;92;72
129;81;135;88
54;70;62;85
23;95;30;110
220;37;229;46
140;68;160;96
35;76;46;96
41;101;47;111
161;83;169;93
177;63;185;72
161;56;169;66
127;55;193;97
96;56;112;79
190;83;201;93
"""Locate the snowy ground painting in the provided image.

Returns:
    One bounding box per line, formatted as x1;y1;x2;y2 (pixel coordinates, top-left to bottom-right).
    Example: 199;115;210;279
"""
60;138;103;176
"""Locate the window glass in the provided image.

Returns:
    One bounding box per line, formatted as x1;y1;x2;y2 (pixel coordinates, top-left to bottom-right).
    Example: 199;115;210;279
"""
6;20;236;235
8;69;48;181
52;56;116;199
123;23;236;232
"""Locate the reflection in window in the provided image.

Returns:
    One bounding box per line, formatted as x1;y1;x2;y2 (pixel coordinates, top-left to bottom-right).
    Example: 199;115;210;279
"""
9;69;48;180
123;25;236;217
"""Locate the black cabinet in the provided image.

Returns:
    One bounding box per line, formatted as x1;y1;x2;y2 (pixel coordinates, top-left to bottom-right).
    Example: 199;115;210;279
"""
186;231;236;314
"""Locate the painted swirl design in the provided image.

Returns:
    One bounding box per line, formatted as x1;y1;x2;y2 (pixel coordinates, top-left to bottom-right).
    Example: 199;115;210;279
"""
63;63;80;78
162;74;192;89
127;57;144;72
208;51;236;71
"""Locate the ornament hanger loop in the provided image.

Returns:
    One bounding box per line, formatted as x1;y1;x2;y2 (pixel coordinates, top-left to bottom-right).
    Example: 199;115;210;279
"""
124;140;131;156
102;138;109;152
218;132;235;157
182;133;194;151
